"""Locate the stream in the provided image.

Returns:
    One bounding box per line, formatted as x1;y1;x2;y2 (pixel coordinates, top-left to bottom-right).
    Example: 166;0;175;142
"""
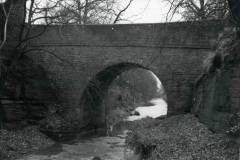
17;131;137;160
18;98;167;160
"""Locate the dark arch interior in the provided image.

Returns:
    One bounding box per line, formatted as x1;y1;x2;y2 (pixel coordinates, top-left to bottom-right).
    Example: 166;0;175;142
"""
80;62;152;128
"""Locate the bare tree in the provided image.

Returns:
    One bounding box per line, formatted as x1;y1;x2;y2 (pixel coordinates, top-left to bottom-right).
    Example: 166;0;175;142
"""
0;0;136;53
0;0;65;103
0;0;137;108
164;0;229;21
31;0;135;24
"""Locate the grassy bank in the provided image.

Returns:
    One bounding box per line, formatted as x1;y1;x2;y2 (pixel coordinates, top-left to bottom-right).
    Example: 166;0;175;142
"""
126;114;239;160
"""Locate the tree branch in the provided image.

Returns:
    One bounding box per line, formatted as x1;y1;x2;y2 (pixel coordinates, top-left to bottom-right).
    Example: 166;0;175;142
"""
113;0;134;24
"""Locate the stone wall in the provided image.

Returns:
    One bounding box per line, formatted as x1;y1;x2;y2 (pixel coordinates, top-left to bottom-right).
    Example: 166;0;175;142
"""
229;62;240;113
28;21;224;127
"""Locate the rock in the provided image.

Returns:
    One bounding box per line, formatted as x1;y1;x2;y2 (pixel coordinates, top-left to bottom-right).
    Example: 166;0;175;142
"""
92;156;102;160
130;110;140;116
1;99;48;129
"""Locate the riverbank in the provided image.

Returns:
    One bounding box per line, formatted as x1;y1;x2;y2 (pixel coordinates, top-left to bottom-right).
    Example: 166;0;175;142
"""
0;126;54;160
126;114;239;159
1;113;239;160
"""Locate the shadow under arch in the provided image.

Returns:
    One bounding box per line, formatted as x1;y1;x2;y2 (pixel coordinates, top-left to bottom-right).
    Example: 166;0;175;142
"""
79;62;162;130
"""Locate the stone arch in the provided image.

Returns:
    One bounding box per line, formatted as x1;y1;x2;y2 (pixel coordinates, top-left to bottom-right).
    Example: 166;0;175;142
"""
79;62;166;129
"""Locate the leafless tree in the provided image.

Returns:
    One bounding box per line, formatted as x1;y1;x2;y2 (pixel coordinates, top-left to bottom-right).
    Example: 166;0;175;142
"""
0;0;67;102
31;0;135;24
164;0;229;21
1;0;136;53
0;0;137;106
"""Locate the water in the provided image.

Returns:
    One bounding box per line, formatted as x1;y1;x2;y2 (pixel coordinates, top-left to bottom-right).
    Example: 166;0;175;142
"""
17;131;139;160
18;98;167;160
126;98;167;121
123;70;168;121
124;70;168;121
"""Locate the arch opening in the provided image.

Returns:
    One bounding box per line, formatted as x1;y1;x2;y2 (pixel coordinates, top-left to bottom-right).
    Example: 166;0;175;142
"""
80;62;167;131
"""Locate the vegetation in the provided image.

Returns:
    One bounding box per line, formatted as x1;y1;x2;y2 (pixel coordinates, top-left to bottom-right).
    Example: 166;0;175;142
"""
189;0;240;134
126;114;238;160
26;0;135;24
0;126;54;160
0;1;60;131
163;0;229;21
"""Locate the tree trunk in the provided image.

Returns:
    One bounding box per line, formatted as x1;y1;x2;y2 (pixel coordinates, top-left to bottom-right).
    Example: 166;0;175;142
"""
0;0;26;54
83;0;89;24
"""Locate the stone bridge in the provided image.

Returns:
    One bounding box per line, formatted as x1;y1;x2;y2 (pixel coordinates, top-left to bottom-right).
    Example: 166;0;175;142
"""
29;21;224;127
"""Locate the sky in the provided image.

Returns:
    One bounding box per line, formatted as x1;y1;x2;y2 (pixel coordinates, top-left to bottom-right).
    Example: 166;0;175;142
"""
29;0;183;24
1;0;183;24
0;0;6;3
120;0;182;23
